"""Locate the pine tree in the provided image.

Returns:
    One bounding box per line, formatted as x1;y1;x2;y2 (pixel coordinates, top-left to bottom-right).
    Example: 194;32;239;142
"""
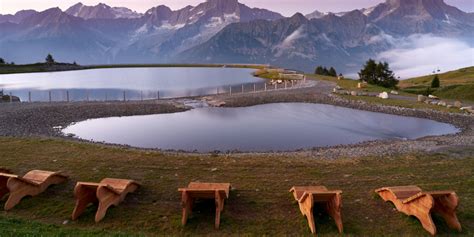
358;59;398;88
0;58;5;65
431;75;440;88
315;66;324;75
45;54;55;64
328;67;337;77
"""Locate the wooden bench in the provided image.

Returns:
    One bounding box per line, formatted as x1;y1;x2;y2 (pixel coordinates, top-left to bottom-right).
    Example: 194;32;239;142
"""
178;182;231;229
376;185;462;235
290;186;343;234
72;178;140;222
0;170;68;210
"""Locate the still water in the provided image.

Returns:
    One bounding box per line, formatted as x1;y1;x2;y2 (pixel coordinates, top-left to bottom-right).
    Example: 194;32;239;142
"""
0;67;262;101
62;103;459;152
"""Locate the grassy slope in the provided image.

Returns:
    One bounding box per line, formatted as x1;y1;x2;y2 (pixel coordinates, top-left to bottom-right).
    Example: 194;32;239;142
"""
399;67;474;102
0;138;472;236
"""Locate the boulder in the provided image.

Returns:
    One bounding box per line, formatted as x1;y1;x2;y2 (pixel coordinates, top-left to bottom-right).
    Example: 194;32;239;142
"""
378;92;389;99
438;101;447;107
390;90;399;95
350;91;358;96
417;95;427;102
454;101;462;108
428;95;439;99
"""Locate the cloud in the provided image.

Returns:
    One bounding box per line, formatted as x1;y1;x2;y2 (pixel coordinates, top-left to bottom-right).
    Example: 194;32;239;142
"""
376;34;474;79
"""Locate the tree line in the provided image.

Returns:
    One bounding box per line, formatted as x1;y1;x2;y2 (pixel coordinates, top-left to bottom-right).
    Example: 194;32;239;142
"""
314;66;338;77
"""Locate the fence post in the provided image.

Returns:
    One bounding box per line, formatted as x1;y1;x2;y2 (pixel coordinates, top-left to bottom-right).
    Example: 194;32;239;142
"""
229;86;232;96
274;83;277;90
285;81;287;89
49;91;52;103
157;91;160;100
291;80;294;88
242;84;244;93
66;90;69;102
86;91;89;102
140;91;143;101
123;91;126;102
217;88;219;95
254;84;256;92
28;91;31;102
264;83;267;91
9;92;12;103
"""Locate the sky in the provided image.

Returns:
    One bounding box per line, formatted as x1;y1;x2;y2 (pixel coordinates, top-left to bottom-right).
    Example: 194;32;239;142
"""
1;0;473;16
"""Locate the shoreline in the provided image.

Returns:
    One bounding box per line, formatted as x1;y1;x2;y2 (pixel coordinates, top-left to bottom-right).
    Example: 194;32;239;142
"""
0;80;472;158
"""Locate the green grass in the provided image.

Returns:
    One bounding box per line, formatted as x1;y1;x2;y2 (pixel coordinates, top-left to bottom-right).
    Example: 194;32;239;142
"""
0;137;472;235
399;67;474;88
399;67;474;102
308;74;414;96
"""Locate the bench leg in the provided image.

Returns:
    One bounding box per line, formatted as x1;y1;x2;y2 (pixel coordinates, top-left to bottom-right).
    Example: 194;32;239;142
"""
433;194;462;231
5;189;31;211
72;189;98;220
305;207;317;234
181;191;193;226
215;191;225;229
327;193;343;233
95;194;118;223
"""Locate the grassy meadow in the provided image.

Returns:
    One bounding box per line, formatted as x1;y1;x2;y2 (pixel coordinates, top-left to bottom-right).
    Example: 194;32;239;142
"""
0;137;472;236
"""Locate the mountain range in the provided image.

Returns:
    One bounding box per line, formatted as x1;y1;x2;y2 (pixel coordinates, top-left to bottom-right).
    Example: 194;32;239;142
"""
0;0;473;74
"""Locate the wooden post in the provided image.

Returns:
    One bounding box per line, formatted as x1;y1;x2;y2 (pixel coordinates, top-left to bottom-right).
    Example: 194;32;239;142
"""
157;91;160;100
140;91;143;101
291;80;294;88
28;91;31;102
229;86;232;96
217;88;219;95
285;81;287;89
86;91;89;102
264;83;267;91
66;91;69;102
49;91;52;103
254;84;256;92
9;92;12;103
123;91;126;102
242;84;244;93
274;83;277;90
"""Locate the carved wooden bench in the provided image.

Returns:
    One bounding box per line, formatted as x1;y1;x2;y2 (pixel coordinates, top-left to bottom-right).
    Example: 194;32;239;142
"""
178;182;231;229
72;178;140;222
376;185;462;235
290;186;343;234
0;170;68;210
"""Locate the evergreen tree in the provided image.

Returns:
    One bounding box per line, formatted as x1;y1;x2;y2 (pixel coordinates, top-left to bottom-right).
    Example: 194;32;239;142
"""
431;75;440;88
322;67;329;76
0;58;5;65
315;66;324;75
358;59;398;88
45;54;55;64
328;67;337;77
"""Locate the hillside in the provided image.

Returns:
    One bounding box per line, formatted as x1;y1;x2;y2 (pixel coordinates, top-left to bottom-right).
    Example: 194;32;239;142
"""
399;67;474;102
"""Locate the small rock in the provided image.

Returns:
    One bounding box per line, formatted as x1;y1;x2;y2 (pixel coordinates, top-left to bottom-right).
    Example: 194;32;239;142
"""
417;95;427;102
62;220;69;225
454;101;462;108
390;90;399;95
350;91;358;96
378;92;389;99
428;94;439;99
211;168;218;172
447;105;453;109
438;101;447;107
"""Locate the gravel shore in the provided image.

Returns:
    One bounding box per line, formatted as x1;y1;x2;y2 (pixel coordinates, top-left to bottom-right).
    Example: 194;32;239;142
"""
0;79;472;159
